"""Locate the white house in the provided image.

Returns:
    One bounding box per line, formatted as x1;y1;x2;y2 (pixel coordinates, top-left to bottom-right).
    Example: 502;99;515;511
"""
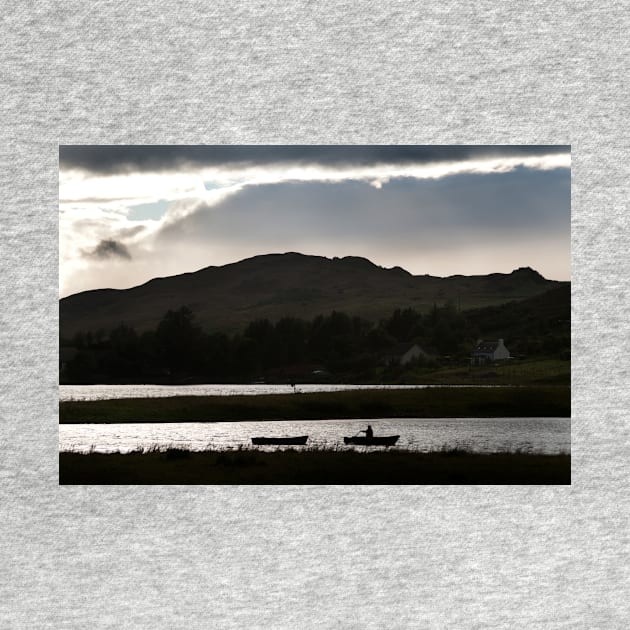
385;343;430;366
471;339;510;365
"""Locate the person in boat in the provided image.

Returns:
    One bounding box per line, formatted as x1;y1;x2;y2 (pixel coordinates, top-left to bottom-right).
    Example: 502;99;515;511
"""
360;425;374;439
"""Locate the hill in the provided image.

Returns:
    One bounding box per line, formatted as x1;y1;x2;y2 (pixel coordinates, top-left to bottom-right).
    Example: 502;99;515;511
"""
60;252;566;339
463;283;570;357
466;284;570;336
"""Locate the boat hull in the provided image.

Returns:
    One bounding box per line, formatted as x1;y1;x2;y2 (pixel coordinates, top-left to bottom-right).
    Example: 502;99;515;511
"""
251;436;309;445
343;435;399;446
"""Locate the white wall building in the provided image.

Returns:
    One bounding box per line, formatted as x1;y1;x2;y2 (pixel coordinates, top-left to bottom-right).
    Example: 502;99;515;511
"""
471;339;510;364
385;343;430;366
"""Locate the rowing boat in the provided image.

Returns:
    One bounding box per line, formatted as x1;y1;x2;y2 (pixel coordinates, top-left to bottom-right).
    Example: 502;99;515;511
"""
251;436;309;445
343;435;399;446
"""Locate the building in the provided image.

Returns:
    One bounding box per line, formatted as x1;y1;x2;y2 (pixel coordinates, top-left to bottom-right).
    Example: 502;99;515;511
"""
471;339;510;365
384;343;431;366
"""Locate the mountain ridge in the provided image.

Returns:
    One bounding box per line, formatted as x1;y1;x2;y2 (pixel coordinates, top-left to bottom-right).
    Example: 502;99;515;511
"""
60;252;566;338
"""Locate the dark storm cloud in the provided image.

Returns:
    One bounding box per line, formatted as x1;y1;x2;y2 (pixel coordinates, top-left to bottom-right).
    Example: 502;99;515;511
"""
59;145;570;175
156;169;570;249
86;239;132;260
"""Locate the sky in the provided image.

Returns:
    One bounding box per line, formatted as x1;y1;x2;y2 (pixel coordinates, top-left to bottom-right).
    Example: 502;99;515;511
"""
59;145;571;297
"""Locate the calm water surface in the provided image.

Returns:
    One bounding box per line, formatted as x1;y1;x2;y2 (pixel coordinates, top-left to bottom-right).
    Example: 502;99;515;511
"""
59;417;570;454
60;383;503;401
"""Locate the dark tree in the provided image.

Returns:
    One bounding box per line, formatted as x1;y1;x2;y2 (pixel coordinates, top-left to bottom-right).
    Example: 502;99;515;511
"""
156;307;204;375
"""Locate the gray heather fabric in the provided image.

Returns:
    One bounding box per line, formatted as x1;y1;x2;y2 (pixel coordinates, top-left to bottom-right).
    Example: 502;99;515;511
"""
1;2;628;628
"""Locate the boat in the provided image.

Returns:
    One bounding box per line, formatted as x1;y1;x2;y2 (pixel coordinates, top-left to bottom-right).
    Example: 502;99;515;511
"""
251;436;309;445
343;435;400;446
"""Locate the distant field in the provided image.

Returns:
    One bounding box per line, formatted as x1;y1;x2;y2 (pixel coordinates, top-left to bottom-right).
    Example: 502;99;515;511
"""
59;448;571;484
59;385;570;423
404;358;570;386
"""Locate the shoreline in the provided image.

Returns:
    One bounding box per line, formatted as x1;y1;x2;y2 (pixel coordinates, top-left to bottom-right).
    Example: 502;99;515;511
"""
59;386;570;423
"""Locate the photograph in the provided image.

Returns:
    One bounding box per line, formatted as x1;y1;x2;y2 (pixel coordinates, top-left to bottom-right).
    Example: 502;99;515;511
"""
6;2;627;625
59;145;571;484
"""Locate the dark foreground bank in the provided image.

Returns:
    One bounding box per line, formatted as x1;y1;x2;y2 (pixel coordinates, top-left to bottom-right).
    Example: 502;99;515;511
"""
59;449;571;484
59;386;570;423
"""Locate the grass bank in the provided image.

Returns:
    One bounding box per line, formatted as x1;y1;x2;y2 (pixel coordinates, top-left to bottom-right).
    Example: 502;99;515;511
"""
399;358;571;386
59;386;570;424
59;448;570;484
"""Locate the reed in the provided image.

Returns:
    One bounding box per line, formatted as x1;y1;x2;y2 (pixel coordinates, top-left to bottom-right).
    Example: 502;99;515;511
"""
59;448;570;485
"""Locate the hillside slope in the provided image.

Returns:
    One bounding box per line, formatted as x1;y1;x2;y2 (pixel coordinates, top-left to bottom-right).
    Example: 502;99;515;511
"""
60;252;566;338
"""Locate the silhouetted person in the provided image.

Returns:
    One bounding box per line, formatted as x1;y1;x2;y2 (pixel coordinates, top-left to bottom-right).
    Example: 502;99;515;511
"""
362;425;373;439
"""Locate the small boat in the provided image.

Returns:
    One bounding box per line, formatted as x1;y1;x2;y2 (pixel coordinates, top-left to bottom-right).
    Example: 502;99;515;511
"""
343;435;400;446
251;436;309;445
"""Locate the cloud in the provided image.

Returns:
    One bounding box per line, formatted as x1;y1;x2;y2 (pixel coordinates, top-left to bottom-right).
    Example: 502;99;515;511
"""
59;171;212;208
116;225;147;239
59;146;571;297
59;147;570;222
59;145;570;175
59;200;160;296
85;239;132;260
144;169;570;281
157;170;569;244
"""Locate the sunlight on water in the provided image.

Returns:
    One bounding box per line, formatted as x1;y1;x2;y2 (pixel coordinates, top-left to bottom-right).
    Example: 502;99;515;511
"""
59;383;503;401
59;417;570;455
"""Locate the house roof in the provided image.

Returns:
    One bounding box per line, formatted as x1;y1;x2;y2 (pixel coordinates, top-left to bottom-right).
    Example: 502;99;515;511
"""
473;340;501;353
384;342;426;358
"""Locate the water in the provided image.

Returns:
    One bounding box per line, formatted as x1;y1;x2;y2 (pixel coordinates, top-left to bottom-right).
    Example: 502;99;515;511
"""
59;417;570;454
60;383;504;401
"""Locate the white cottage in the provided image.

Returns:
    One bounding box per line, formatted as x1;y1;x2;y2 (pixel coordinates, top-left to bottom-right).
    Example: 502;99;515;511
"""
385;343;430;366
471;339;510;365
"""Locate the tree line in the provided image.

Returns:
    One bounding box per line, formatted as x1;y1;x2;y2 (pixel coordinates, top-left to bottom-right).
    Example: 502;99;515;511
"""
61;299;569;384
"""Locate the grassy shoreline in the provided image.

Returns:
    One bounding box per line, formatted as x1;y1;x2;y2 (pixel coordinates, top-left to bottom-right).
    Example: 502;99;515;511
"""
59;448;571;484
59;386;570;423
